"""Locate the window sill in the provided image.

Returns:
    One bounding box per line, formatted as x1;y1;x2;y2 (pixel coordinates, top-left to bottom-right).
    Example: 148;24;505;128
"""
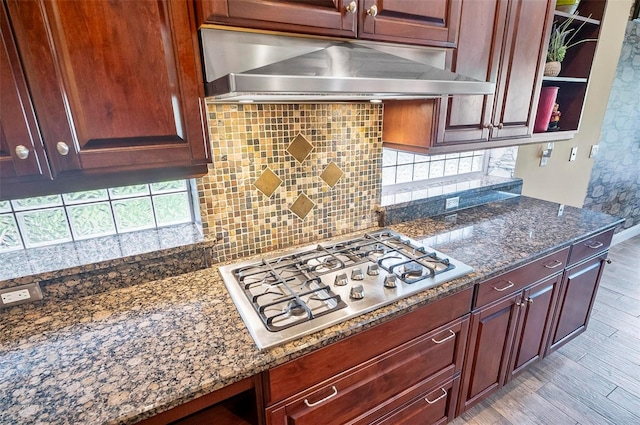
0;223;215;290
379;175;523;225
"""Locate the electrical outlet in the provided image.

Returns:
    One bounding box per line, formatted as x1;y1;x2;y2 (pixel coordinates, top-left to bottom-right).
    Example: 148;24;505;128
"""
445;196;460;210
590;145;599;158
569;147;578;162
0;283;42;308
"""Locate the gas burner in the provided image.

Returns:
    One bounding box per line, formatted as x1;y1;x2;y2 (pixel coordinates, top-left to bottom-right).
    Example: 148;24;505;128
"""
285;299;308;316
306;256;341;273
401;262;424;279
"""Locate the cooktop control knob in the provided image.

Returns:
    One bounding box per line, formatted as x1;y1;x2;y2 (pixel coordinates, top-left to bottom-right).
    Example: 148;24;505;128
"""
384;274;397;289
334;273;348;286
350;284;365;300
367;264;380;276
351;268;365;281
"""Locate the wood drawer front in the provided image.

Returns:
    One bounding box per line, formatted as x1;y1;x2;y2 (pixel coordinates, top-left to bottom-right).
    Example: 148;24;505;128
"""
374;374;461;425
567;228;614;266
265;287;473;405
474;248;569;308
266;316;469;425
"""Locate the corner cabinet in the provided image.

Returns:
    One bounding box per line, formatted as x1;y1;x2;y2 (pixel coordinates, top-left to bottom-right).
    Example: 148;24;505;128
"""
196;0;461;48
1;0;209;200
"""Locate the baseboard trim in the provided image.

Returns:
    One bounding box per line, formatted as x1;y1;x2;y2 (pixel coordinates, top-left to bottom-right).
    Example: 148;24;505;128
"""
612;223;640;246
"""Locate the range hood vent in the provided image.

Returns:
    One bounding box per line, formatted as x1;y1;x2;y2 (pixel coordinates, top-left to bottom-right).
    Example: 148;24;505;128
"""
200;29;494;103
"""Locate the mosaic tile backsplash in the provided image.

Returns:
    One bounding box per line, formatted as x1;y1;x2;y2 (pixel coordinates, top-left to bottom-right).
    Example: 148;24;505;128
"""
197;103;383;261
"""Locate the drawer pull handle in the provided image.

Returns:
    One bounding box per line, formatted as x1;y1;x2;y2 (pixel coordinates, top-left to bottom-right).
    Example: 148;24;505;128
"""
304;386;338;407
585;241;604;249
544;260;563;269
432;330;455;344
493;281;515;292
425;388;447;404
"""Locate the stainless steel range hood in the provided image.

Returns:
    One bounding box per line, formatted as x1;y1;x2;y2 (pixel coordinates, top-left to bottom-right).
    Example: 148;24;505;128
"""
200;29;494;102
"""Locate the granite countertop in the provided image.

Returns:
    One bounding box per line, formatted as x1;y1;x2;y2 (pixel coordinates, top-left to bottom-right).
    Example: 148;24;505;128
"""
0;196;623;425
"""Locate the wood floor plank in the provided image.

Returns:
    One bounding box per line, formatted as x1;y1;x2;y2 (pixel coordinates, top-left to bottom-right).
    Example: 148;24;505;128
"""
488;383;577;425
528;352;617;397
606;387;640;419
591;305;640;339
536;382;617;425
452;398;514;425
576;352;640;399
559;327;640;366
583;317;617;337
594;285;640;317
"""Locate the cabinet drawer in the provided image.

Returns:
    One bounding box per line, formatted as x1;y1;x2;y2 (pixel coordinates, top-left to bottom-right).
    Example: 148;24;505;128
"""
373;374;460;425
266;315;469;425
475;248;569;308
265;287;473;404
567;228;614;266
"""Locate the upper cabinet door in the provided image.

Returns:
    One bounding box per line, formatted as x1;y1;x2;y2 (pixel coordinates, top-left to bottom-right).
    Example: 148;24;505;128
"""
197;0;358;38
358;0;462;47
0;3;50;182
441;0;508;145
490;0;553;139
6;0;208;177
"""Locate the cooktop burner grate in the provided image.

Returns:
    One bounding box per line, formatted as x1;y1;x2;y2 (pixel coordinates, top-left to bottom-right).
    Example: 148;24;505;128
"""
219;229;473;349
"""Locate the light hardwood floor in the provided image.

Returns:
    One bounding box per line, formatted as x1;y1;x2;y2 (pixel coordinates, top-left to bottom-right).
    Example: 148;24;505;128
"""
452;235;640;425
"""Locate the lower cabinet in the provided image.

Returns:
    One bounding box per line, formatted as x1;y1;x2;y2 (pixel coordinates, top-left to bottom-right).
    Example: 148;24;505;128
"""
458;249;567;414
373;374;460;425
547;254;608;353
264;289;473;425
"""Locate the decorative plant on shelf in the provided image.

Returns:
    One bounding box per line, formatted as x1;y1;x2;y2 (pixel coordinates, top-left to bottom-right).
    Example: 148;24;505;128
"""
545;12;596;77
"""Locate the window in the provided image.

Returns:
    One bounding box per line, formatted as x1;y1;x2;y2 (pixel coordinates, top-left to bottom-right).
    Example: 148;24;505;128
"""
382;149;487;186
0;180;193;252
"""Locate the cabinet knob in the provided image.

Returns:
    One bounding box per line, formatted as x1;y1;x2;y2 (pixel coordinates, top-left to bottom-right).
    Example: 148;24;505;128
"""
367;4;378;17
497;123;504;129
56;141;70;156
15;145;30;160
483;123;494;130
345;1;357;13
527;298;533;305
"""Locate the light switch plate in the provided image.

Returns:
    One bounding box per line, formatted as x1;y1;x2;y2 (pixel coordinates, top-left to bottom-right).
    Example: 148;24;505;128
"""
569;147;578;162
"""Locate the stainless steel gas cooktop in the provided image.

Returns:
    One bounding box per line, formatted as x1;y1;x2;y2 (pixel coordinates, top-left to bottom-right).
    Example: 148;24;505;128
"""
218;229;473;350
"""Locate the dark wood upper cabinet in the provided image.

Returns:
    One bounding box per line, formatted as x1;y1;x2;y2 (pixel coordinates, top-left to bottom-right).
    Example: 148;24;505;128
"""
358;0;461;47
437;0;554;151
197;0;460;48
0;3;51;182
196;0;358;38
2;0;209;199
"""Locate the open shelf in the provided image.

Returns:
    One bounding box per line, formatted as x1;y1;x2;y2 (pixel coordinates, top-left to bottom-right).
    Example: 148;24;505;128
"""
543;76;588;83
554;10;601;26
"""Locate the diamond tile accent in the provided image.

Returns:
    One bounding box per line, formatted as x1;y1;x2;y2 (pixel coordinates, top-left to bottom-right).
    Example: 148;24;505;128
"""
320;161;344;188
289;193;315;220
254;167;283;198
286;133;314;164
